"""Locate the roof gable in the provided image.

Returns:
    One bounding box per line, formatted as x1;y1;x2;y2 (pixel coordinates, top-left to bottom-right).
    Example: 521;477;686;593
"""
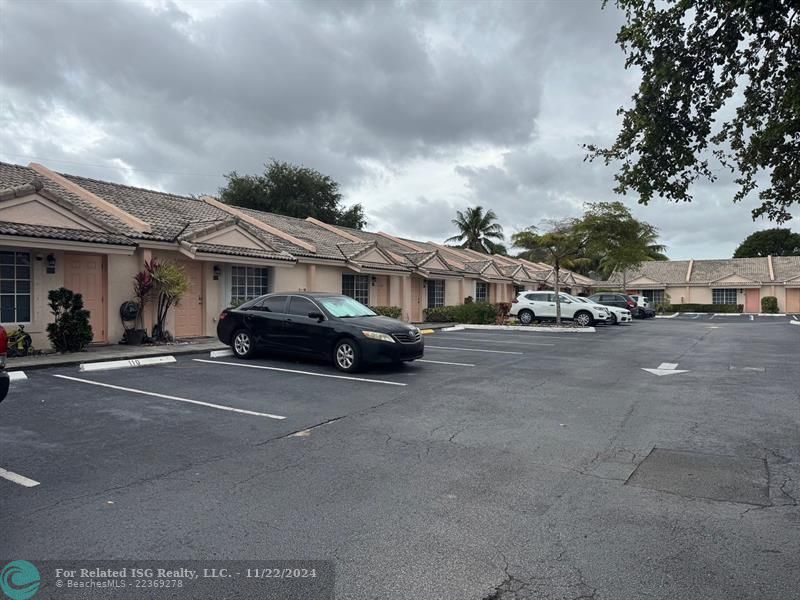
707;272;760;286
627;275;663;287
0;191;105;232
191;223;276;252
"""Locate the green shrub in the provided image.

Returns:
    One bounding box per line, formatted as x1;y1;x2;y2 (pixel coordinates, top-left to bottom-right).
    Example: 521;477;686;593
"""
760;296;779;313
370;306;402;319
423;302;500;324
46;287;93;352
666;303;741;313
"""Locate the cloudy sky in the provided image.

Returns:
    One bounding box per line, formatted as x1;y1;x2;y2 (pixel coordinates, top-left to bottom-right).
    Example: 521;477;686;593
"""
1;0;796;259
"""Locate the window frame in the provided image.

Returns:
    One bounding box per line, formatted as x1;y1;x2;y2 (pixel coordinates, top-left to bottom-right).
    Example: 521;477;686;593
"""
230;265;270;306
638;289;665;305
711;288;737;305
475;281;489;303
0;250;32;325
342;273;370;305
427;279;445;308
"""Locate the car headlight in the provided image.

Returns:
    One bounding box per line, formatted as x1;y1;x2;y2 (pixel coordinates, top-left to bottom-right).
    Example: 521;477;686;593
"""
362;331;396;343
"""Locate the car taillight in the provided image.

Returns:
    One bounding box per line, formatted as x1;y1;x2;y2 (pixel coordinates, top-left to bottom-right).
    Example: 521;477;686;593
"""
512;298;518;303
218;311;228;320
626;300;635;307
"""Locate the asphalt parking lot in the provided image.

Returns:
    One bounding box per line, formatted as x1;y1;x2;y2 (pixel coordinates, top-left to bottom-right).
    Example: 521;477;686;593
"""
2;318;798;599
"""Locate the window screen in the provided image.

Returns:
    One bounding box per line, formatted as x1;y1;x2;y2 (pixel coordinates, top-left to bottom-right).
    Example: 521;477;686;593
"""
0;251;31;323
231;266;270;305
342;274;370;305
475;282;489;302
712;288;737;305
427;279;445;308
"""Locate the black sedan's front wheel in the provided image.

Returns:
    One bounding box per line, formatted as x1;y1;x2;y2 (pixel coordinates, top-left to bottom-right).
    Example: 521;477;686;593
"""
333;338;361;373
232;330;255;359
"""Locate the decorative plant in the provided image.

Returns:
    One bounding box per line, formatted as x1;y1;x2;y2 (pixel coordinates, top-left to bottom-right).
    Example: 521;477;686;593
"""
132;261;155;331
46;287;93;352
148;260;188;341
761;296;779;314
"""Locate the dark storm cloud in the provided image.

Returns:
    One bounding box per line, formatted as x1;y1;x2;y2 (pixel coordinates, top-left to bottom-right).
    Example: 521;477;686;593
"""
1;0;793;256
0;0;543;192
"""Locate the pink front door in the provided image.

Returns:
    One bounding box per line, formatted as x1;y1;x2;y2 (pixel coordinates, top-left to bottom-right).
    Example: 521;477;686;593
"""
745;289;760;313
64;253;107;343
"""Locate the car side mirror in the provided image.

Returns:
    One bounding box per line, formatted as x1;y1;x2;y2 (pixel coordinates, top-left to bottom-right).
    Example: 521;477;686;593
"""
308;311;325;321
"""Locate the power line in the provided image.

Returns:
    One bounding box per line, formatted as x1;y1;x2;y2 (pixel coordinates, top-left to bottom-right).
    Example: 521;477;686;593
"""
0;151;226;178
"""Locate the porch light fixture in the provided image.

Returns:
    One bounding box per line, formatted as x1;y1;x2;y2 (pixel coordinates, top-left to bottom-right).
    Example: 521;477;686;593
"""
213;265;221;280
371;276;376;286
46;253;56;274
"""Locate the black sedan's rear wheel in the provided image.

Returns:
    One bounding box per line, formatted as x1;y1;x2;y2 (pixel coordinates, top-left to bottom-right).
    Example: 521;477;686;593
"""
232;330;254;359
334;338;361;373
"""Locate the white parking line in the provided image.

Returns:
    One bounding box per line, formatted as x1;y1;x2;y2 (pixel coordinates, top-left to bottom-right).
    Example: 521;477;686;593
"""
433;335;555;346
416;359;475;367
0;467;40;488
53;374;286;419
425;345;524;355
192;359;407;386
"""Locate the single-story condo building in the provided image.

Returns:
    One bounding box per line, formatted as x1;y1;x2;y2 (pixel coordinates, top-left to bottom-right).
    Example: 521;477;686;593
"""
0;161;596;347
605;257;800;312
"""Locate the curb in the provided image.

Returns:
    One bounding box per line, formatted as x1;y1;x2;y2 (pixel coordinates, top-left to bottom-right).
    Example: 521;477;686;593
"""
210;349;234;358
437;324;596;333
79;356;177;372
7;343;227;372
791;321;799;326
655;313;679;319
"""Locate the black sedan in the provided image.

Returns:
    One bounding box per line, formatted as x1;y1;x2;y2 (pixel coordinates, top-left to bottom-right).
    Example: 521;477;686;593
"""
217;292;424;372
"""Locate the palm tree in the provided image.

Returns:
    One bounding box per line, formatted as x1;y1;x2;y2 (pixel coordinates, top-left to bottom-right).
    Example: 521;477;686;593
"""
445;206;505;253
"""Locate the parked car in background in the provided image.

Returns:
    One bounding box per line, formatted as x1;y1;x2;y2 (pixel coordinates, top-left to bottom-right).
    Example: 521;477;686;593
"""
217;292;423;373
0;327;9;403
511;291;609;326
587;293;645;318
628;295;656;318
573;296;631;325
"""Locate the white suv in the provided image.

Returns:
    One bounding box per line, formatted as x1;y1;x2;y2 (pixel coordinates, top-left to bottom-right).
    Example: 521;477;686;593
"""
510;291;609;327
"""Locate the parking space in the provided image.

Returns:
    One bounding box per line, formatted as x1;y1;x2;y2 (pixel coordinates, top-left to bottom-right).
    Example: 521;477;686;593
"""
2;317;798;599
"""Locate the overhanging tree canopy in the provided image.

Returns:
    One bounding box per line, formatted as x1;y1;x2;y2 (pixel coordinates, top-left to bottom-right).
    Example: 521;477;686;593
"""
587;1;800;224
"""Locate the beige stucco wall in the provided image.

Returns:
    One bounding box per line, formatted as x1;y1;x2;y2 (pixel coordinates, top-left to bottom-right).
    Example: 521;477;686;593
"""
444;279;461;306
313;264;345;294
106;252;141;343
373;275;389;306
273;263;312;293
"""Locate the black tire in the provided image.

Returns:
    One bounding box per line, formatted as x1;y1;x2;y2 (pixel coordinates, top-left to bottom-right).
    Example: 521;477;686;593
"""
231;329;255;359
518;309;535;325
333;338;361;373
609;313;618;325
574;311;593;327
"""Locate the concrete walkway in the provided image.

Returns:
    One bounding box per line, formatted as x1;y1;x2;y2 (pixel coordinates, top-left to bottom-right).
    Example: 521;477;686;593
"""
7;338;227;371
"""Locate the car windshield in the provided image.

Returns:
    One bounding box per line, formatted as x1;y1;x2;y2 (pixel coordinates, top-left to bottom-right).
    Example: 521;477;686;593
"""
319;296;377;318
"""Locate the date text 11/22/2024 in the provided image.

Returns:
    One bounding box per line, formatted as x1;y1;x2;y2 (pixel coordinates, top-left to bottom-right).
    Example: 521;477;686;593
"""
54;567;319;580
